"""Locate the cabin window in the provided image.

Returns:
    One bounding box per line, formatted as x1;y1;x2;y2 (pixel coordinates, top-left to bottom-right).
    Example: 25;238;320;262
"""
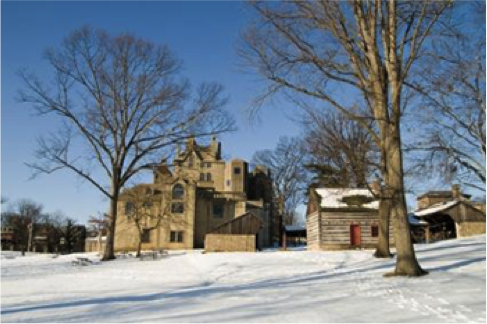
171;202;184;214
125;202;134;215
206;173;212;181
172;184;184;199
141;229;151;243
234;167;241;175
371;225;379;237
213;204;224;219
170;231;184;243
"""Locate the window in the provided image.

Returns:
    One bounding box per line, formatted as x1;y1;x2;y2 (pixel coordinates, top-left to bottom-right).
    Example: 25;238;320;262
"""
142;201;153;208
141;229;151;243
200;173;206;181
170;231;184;243
206;173;212;181
145;188;152;195
188;156;194;167
371;225;379;238
171;202;184;214
213;204;224;219
172;184;184;199
207;162;212;168
125;202;134;215
234;167;241;174
226;180;231;186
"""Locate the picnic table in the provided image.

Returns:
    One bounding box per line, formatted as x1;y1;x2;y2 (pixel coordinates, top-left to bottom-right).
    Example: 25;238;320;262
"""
71;257;93;266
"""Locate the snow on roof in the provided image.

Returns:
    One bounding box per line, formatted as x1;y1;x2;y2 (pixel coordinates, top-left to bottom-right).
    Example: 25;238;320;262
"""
315;188;379;209
414;200;459;217
285;225;306;232
408;213;428;226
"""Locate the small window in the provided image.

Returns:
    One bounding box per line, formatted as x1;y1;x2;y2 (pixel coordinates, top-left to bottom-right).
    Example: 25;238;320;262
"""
188;156;194;167
234;167;241;175
141;229;151;243
371;225;379;237
207;162;212;168
142;201;152;208
170;231;184;243
200;173;206;181
206;173;212;181
145;188;152;195
226;180;231;186
125;202;134;215
172;184;184;199
213;204;224;219
171;202;184;214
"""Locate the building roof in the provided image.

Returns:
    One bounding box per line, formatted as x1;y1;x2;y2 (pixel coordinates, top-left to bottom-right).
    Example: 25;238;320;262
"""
417;190;471;200
315;188;379;209
408;213;429;226
414;200;459;217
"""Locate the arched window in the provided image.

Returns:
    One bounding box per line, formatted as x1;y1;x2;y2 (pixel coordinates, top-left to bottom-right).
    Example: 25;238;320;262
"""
172;184;184;199
200;173;205;181
206;173;212;181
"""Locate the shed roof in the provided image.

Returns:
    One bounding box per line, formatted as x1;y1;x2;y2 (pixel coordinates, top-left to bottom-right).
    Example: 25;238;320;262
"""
315;188;379;209
414;200;459;217
208;211;264;235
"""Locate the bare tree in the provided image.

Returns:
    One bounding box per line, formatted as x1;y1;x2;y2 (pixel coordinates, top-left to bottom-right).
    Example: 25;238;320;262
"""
407;1;485;192
1;199;44;253
121;186;178;257
18;27;235;260
252;136;308;226
302;111;377;188
240;0;452;276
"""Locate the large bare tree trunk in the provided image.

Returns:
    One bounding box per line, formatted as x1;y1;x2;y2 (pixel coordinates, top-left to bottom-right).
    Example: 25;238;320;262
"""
374;198;392;258
386;124;427;276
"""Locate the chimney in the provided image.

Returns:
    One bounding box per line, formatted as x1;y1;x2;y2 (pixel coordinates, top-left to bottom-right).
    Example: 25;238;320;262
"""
370;179;382;196
452;184;461;200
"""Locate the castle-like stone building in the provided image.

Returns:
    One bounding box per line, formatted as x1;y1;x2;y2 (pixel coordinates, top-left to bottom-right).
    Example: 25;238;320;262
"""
114;137;275;251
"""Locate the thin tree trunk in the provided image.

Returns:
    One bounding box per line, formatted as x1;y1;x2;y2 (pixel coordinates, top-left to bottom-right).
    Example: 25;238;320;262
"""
374;197;392;258
136;238;142;258
102;196;118;261
385;124;427;276
103;173;119;261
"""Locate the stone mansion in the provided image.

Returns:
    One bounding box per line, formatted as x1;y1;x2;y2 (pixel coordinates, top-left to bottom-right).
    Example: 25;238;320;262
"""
113;137;276;251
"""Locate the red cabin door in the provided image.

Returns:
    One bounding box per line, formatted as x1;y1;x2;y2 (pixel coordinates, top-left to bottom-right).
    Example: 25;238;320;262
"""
350;224;361;246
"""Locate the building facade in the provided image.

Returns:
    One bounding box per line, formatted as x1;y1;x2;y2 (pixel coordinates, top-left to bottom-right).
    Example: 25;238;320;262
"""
114;137;275;252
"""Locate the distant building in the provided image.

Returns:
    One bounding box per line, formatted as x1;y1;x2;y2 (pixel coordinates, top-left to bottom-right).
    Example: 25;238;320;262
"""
410;184;486;241
114;137;276;252
306;187;394;251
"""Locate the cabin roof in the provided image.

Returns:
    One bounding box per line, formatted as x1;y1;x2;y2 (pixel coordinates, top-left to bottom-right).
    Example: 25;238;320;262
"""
315;188;379;209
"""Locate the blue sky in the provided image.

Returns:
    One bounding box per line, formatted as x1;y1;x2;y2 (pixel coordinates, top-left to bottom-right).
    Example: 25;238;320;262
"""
1;1;301;222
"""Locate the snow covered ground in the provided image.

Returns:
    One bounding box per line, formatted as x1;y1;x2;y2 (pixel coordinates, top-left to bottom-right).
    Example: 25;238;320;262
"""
1;235;486;323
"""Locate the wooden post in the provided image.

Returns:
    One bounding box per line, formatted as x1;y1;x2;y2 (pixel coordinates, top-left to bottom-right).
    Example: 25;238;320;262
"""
282;229;287;251
425;226;430;244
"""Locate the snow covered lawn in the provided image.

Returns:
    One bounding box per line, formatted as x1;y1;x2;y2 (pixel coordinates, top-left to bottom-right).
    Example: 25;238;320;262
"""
1;236;486;323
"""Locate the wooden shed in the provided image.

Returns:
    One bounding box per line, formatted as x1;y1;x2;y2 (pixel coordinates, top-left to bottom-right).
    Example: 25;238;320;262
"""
306;187;394;251
204;211;264;252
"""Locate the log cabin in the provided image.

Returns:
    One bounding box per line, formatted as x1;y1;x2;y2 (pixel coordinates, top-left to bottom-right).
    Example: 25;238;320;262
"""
306;187;394;251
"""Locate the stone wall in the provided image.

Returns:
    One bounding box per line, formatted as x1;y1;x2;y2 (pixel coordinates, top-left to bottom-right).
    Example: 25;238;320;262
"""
205;234;256;252
457;222;486;238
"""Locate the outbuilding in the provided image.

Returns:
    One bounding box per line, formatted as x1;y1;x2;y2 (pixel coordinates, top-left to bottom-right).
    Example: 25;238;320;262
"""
204;211;264;252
